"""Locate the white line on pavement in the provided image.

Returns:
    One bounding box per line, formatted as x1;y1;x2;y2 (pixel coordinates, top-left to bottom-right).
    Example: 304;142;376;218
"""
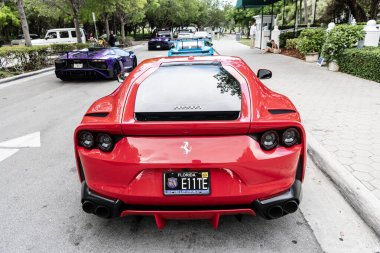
0;132;41;148
0;149;19;163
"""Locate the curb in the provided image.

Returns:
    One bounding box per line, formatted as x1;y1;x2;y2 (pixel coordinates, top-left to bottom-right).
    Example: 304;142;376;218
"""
307;131;380;237
0;67;54;85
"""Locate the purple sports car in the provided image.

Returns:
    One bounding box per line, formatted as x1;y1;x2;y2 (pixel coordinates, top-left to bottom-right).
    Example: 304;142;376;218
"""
148;30;174;50
54;47;137;81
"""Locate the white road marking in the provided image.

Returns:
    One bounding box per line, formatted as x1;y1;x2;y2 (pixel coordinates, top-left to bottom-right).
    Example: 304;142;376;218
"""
0;149;19;163
0;132;41;148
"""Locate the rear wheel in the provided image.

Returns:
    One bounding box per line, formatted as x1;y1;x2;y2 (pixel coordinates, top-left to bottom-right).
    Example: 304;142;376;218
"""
112;62;121;80
133;58;137;69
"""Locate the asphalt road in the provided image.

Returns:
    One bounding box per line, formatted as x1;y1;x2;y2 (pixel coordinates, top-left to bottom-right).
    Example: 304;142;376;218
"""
0;44;379;253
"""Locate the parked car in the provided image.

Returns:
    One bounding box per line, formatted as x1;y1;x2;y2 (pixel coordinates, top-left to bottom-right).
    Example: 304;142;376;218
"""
194;31;212;40
177;30;193;39
168;39;214;56
156;29;172;39
54;47;137;81
32;28;86;45
148;30;174;50
74;55;306;229
11;34;40;46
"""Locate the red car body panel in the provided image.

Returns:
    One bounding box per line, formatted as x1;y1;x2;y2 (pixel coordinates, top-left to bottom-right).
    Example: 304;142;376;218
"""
75;55;306;228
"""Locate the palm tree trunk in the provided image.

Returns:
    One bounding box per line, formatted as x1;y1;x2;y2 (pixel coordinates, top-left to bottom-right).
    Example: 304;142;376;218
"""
303;0;308;24
16;0;31;47
120;18;126;42
69;0;82;43
104;13;110;39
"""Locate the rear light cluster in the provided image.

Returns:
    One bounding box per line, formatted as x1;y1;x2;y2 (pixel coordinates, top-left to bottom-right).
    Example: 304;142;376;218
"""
259;128;301;150
77;131;114;152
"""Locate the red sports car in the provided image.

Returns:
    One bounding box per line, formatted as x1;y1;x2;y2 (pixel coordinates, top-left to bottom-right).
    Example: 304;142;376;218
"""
74;56;306;229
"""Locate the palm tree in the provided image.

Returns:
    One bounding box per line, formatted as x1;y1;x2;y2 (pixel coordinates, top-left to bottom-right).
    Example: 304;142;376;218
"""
16;0;32;47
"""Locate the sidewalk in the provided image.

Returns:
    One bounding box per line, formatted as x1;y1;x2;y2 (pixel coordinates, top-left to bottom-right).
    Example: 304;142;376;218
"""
213;37;380;200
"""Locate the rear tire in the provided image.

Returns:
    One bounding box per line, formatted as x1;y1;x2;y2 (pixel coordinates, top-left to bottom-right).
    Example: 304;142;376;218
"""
112;62;121;80
133;58;137;69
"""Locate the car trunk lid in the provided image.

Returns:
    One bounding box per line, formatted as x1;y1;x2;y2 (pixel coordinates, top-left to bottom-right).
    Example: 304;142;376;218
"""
121;62;251;135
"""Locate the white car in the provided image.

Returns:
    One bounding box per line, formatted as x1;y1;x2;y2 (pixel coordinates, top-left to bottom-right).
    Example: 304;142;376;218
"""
177;30;193;39
32;28;86;45
194;31;212;39
11;34;40;46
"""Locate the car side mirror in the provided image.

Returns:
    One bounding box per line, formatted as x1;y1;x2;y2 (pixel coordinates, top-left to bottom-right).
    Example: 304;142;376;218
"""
257;69;272;79
117;72;129;83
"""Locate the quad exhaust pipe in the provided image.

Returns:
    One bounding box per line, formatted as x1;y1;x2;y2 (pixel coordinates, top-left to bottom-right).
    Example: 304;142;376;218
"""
82;201;111;218
266;200;299;219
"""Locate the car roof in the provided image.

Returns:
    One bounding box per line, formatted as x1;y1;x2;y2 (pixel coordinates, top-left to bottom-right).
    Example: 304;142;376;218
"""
48;28;81;31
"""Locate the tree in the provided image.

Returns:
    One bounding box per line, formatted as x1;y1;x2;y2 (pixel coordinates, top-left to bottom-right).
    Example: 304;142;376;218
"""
116;0;146;42
16;0;31;46
369;0;379;20
68;0;85;43
81;0;117;38
0;4;20;41
41;0;85;43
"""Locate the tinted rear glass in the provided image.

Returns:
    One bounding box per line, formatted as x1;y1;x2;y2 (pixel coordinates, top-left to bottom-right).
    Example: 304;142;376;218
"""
135;64;242;116
177;41;203;49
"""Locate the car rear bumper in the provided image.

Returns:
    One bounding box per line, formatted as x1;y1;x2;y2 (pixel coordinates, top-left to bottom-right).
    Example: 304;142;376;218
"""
55;68;112;79
81;179;302;228
148;41;172;49
77;135;304;227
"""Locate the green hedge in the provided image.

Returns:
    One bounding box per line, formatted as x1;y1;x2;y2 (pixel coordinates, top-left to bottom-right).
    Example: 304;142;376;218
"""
337;47;380;83
0;45;50;71
279;31;300;48
297;28;326;54
0;43;92;74
285;38;299;49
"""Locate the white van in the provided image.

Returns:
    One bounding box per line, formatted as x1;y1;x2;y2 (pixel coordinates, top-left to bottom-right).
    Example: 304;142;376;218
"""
32;28;86;45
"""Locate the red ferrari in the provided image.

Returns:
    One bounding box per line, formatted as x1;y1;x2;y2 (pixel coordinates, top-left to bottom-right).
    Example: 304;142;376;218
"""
74;56;306;229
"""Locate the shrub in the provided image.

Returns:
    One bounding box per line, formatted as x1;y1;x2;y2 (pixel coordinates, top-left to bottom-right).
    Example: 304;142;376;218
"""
0;43;95;75
279;31;300;48
321;24;365;62
0;45;50;72
50;43;76;52
337;47;380;83
297;28;326;54
74;43;90;50
285;38;299;49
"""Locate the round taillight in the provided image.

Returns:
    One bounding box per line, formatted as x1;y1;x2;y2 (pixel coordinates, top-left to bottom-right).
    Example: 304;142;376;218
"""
260;130;279;150
78;131;94;149
97;133;113;152
282;128;300;147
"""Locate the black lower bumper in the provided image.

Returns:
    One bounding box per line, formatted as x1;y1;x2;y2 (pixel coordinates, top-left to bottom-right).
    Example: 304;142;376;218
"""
81;180;302;219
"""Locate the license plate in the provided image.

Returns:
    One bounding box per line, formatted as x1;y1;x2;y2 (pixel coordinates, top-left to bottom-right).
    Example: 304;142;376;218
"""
163;171;210;195
73;63;83;68
156;45;161;48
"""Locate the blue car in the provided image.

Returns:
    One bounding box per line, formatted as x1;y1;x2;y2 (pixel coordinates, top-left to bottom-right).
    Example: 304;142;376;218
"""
168;39;214;57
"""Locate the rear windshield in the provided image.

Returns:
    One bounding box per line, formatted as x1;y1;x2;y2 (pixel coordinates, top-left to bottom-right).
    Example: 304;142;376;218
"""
158;31;170;36
134;64;242;121
177;41;203;49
